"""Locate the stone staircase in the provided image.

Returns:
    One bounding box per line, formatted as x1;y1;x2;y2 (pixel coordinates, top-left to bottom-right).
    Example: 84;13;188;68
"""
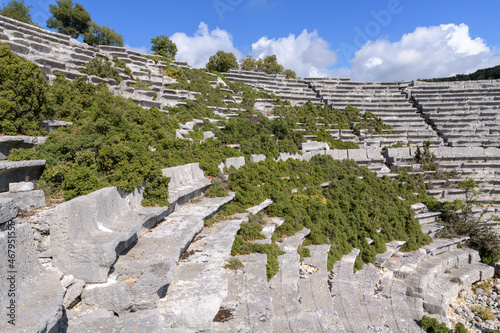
306;78;444;148
405;80;500;147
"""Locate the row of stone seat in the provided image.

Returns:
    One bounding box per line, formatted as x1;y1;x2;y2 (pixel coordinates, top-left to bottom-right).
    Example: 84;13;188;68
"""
225;69;324;106
405;81;500;147
307;78;444;148
0;15;224;112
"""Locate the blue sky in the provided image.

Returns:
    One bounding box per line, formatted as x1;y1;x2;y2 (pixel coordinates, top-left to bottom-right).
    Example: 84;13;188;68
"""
23;0;500;81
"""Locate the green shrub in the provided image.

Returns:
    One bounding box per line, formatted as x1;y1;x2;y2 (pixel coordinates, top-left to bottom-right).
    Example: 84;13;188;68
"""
0;44;48;136
80;56;122;84
8;148;41;161
223;257;243;271
205;179;229;198
298;246;311;260
471;305;494;320
420;316;452;333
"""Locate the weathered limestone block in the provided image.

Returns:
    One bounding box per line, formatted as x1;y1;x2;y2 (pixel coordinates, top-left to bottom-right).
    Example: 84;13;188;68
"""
161;162;211;204
0;196;16;224
8;181;34;193
0;224;64;332
250;154;266;163
47;187;152;283
39;119;73;132
0;190;45;212
160;217;246;332
68;308;167;333
277;152;303;161
212;253;275;333
347;148;369;162
63;279;85;309
301;141;329;152
203;131;215;141
82;279;133;314
0;160;46;192
225;156;246;170
384;147;412;165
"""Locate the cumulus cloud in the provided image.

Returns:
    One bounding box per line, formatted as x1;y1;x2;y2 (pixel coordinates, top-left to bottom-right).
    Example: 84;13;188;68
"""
350;23;500;82
125;44;148;54
251;29;338;78
171;22;242;68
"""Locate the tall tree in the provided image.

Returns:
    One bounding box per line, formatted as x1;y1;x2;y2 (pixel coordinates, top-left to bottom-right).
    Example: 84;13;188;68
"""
0;0;35;25
46;0;91;39
83;21;124;47
206;50;238;73
150;35;177;59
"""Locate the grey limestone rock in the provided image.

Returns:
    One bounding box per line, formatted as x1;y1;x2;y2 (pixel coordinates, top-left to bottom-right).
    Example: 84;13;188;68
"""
47;187;152;283
0;189;45;212
0;160;46;192
0;196;16;224
250;154;266;163
63;279;85;309
225;156;246;170
68;308;167;333
0;224;64;332
39;119;73;132
8;181;35;193
301;141;329;152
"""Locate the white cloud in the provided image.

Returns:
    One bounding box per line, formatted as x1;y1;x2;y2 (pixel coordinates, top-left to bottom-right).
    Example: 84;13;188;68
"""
125;44;148;55
170;22;242;68
251;29;338;78
350;23;500;81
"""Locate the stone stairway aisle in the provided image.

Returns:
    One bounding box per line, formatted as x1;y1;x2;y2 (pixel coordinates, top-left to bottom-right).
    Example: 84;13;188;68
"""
158;201;272;332
298;245;346;332
329;249;373;332
352;263;393;332
212;253;275;333
211;216;282;332
268;228;319;332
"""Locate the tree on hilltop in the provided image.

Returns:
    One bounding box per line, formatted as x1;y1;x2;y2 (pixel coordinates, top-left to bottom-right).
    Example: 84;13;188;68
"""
151;35;177;59
0;0;36;25
240;54;297;78
46;0;91;39
261;55;284;74
83;21;123;47
206;50;238;73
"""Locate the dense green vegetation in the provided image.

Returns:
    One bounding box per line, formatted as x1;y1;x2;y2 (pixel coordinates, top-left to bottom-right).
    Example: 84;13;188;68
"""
423;65;500;82
1;44;240;204
0;44;48;135
0;0;36;25
219;156;432;275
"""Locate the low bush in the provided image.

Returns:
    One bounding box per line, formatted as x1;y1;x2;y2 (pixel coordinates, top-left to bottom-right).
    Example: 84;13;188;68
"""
205;179;229;198
80;55;122;84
